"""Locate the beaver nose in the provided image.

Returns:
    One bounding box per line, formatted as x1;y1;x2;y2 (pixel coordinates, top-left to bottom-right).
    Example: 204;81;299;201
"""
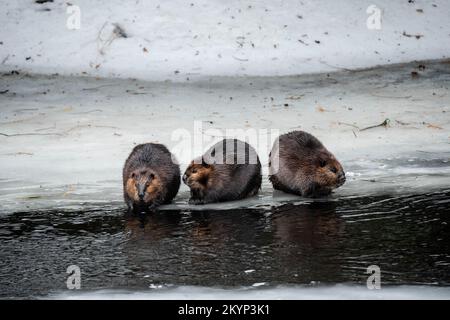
137;184;146;200
338;172;346;184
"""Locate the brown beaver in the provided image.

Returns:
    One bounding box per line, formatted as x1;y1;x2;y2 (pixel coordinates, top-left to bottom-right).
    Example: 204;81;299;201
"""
183;139;262;204
123;143;180;212
268;131;345;197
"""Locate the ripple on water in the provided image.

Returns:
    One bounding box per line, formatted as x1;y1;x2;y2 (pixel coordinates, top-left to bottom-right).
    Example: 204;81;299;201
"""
0;190;449;298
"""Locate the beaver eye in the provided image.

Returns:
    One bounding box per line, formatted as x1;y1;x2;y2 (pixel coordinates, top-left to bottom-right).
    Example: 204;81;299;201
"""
330;167;337;174
149;173;155;179
192;169;197;174
131;173;136;178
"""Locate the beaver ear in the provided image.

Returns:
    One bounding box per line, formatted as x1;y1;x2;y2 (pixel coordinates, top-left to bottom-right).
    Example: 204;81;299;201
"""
319;159;327;168
201;158;211;168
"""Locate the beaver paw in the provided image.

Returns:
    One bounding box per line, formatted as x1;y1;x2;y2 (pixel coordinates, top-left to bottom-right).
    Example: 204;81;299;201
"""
148;203;159;211
189;198;205;205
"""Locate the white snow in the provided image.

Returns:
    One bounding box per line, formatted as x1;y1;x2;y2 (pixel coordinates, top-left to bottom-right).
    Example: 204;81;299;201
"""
48;285;450;300
0;1;450;214
1;0;449;301
1;0;450;81
0;60;449;214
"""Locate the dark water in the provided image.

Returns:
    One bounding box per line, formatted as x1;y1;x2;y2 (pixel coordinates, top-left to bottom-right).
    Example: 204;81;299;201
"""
0;190;450;298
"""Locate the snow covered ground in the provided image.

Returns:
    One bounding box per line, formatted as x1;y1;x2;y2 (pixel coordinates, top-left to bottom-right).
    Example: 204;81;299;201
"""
0;59;449;214
49;285;450;300
1;0;450;81
1;0;449;302
0;0;449;214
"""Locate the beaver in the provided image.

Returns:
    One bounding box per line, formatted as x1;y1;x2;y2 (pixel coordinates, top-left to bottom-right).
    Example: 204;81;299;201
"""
268;131;345;197
123;143;180;212
183;139;262;204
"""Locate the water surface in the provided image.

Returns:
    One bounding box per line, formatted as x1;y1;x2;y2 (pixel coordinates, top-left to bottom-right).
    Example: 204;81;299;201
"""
0;190;449;299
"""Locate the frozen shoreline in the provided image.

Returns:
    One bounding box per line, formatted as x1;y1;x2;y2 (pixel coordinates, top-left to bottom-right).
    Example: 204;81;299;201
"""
0;59;449;214
49;285;450;300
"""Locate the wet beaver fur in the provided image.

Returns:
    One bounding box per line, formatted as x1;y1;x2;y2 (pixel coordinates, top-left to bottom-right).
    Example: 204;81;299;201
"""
123;143;180;212
268;131;345;197
183;139;262;204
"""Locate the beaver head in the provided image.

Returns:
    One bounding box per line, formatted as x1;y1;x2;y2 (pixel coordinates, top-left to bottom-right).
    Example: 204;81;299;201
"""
125;168;162;204
304;149;346;195
182;159;213;191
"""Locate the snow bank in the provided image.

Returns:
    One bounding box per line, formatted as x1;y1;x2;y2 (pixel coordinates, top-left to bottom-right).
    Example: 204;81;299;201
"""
1;0;449;81
0;60;449;213
49;285;450;300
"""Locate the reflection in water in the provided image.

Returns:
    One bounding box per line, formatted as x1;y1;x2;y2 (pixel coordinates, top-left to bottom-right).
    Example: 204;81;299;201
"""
0;190;449;298
270;202;345;284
